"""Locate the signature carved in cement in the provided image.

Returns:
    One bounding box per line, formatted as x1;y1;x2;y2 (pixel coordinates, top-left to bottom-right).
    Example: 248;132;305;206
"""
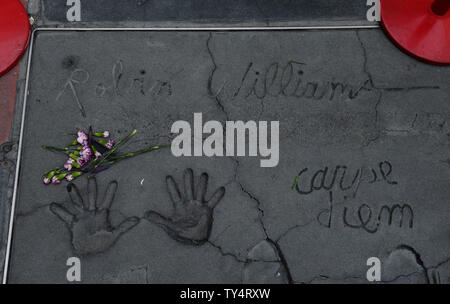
145;168;225;245
50;177;139;255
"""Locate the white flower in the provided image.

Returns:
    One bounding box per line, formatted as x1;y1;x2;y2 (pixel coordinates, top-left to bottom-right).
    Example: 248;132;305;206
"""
106;140;115;149
64;162;72;171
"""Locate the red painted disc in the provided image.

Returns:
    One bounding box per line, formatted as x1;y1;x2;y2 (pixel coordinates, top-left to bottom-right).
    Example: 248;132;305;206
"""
0;0;31;76
381;0;450;65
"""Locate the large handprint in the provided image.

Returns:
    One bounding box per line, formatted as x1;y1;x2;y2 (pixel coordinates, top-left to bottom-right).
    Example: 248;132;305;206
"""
50;177;139;255
144;168;225;245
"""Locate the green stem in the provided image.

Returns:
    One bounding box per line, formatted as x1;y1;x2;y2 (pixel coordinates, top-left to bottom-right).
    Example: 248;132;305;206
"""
291;175;299;190
42;145;80;154
88;129;137;174
42;145;70;152
109;144;169;161
43;167;62;175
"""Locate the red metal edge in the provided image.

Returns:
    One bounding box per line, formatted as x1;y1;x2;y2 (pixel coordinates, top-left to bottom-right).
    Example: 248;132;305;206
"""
380;0;450;66
0;0;31;76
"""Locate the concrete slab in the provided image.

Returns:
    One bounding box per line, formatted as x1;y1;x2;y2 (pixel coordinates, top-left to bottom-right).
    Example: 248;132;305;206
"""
4;29;450;283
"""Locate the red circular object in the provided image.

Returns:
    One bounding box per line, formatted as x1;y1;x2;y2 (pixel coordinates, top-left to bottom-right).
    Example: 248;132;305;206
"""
0;0;31;76
381;0;450;65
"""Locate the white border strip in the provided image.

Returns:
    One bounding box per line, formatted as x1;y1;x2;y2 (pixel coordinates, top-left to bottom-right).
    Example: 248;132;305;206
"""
2;25;379;284
2;29;35;285
33;25;380;31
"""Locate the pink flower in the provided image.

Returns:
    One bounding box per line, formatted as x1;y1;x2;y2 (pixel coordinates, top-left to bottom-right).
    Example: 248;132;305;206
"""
106;139;115;149
51;176;61;184
64;158;74;171
95;151;102;158
77;130;89;146
64;162;72;171
103;131;110;138
66;174;73;182
43;178;50;185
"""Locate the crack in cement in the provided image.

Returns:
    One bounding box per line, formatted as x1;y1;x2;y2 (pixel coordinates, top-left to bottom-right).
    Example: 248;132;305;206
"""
207;238;284;265
383;245;450;284
356;30;375;89
356;30;441;93
206;33;229;121
381;270;425;284
204;36;297;281
231;157;294;283
206;240;248;264
15;202;53;218
355;30;442;144
299;274;362;284
275;220;316;243
395;244;430;284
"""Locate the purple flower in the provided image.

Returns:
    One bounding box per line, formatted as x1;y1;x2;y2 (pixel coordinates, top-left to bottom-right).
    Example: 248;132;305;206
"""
77;130;89;146
66;174;74;182
51;176;61;184
80;146;93;161
77;157;87;167
106;139;115;149
43;178;51;185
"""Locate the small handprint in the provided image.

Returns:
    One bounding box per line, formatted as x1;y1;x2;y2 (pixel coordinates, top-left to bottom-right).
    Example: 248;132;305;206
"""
50;177;139;255
144;168;225;245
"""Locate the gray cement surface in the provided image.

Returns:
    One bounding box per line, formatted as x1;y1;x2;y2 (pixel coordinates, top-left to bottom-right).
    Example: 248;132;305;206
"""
41;0;369;23
3;29;450;283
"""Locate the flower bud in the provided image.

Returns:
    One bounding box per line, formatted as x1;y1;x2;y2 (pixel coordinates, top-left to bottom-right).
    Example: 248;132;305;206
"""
69;153;79;160
94;131;110;138
66;171;82;182
99;139;115;150
45;170;58;180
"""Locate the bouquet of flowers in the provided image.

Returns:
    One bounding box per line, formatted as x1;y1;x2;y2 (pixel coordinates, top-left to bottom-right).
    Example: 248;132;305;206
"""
42;127;165;185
